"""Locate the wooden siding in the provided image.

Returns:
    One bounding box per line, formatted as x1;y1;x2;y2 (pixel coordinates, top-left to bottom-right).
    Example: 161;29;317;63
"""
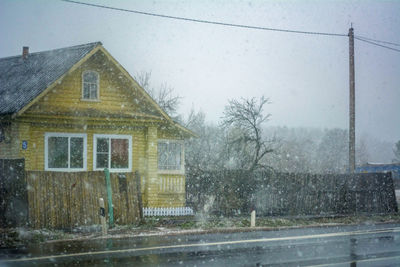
158;174;185;193
27;171;140;229
157;174;186;207
145;126;158;207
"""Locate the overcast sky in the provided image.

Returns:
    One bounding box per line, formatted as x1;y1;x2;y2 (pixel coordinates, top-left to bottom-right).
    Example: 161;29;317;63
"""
0;0;399;143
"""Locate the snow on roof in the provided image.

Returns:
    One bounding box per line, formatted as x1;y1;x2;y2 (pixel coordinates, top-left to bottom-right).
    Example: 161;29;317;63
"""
0;42;101;115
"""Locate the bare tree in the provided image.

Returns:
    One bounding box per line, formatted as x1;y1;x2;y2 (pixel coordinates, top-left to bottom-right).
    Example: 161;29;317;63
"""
316;128;348;173
221;96;274;171
134;70;151;90
184;109;227;172
155;83;181;118
134;71;181;118
356;136;369;166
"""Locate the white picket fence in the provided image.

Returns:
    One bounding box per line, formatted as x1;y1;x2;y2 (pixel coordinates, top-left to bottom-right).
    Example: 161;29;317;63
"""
143;207;194;217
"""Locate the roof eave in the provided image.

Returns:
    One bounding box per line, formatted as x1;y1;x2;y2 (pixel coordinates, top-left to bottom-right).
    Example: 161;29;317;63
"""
173;122;198;138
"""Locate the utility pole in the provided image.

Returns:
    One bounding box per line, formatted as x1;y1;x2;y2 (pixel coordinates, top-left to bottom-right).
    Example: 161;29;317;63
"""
349;27;356;173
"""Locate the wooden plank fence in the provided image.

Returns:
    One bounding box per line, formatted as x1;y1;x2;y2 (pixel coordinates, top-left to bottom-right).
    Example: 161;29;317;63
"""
186;170;398;216
253;172;398;216
26;171;141;229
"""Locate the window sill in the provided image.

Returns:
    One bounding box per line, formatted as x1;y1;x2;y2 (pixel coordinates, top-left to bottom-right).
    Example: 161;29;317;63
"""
80;98;101;102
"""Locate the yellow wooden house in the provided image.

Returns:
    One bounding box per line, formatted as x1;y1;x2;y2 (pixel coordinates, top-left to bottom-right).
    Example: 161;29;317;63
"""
0;42;194;210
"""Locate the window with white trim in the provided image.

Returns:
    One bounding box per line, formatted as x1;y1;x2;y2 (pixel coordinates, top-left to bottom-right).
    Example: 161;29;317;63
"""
158;140;184;172
82;70;99;100
93;134;132;172
45;133;87;171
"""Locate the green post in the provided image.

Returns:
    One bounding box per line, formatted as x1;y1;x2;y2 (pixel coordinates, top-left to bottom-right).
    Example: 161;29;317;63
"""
104;168;114;228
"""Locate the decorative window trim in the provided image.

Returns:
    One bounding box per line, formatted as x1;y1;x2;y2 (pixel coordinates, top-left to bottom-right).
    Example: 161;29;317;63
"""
44;133;87;172
157;139;185;175
81;70;100;101
93;134;132;173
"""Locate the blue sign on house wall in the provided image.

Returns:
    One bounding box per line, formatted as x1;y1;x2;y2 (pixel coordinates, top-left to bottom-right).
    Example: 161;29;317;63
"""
22;140;28;150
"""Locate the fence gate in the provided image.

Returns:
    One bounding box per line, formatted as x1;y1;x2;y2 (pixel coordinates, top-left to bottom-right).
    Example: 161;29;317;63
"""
0;158;28;227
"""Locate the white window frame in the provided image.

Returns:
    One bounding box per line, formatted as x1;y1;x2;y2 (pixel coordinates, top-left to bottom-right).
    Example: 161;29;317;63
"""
81;70;100;101
44;133;87;172
93;134;132;173
157;139;185;174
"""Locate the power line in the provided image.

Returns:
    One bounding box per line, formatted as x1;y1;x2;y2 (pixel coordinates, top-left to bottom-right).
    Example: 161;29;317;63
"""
355;37;400;52
61;0;347;37
355;35;400;47
62;0;400;53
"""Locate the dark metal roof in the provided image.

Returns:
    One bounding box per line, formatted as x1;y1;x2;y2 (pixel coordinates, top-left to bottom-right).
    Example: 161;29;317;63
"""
0;42;102;115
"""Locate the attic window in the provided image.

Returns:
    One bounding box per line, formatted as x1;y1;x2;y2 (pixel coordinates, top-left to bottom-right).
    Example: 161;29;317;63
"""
82;70;99;100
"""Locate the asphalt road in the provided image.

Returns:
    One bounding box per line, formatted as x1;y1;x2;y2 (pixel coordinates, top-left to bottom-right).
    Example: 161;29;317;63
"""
1;223;400;266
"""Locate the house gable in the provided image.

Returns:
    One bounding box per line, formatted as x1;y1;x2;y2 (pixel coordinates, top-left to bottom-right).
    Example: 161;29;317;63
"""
23;49;166;123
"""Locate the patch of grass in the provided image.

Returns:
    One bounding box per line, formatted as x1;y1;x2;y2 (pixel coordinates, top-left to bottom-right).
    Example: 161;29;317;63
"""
30;231;47;243
27;229;70;243
237;218;250;227
0;228;73;248
177;221;197;229
138;217;162;230
0;229;20;248
135;216;197;230
254;218;291;227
